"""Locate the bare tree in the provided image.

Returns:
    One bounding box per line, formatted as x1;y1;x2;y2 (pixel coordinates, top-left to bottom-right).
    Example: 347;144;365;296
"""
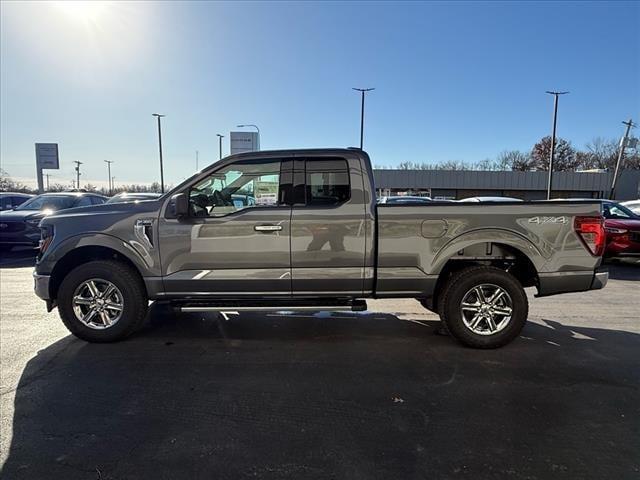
494;150;533;171
531;136;579;171
474;158;496;171
577;137;620;170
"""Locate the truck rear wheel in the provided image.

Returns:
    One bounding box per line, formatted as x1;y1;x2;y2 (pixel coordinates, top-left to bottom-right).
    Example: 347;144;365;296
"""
440;266;528;348
57;260;148;342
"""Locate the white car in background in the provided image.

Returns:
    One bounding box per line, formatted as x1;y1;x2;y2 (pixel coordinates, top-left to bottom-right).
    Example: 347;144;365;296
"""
458;196;523;202
621;200;640;215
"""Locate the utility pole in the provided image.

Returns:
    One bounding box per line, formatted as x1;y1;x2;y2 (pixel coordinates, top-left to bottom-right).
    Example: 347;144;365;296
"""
196;150;199;171
545;91;569;200
104;160;114;195
217;134;224;160
152;113;166;193
73;161;83;190
112;176;116;192
610;118;636;200
352;87;375;150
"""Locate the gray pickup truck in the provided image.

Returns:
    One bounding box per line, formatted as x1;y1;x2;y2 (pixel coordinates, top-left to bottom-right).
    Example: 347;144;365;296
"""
34;148;608;348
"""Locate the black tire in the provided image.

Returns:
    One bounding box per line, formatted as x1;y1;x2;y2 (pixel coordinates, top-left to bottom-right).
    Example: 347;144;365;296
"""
440;266;528;349
58;260;148;342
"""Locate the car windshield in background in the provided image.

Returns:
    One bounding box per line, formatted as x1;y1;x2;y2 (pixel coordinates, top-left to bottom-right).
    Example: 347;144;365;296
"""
15;195;77;211
603;203;639;219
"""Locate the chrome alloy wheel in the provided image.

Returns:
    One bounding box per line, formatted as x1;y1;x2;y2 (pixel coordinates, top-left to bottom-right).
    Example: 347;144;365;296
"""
72;279;124;330
460;283;513;336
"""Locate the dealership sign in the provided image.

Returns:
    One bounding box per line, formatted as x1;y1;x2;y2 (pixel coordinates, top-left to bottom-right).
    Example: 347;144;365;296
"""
35;143;60;169
230;131;260;155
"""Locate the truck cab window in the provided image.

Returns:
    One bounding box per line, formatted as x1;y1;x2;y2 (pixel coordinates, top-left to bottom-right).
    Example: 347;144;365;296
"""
306;159;350;205
189;160;281;217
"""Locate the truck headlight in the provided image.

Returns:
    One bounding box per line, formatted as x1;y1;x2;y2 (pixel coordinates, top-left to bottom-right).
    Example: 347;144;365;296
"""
38;225;54;256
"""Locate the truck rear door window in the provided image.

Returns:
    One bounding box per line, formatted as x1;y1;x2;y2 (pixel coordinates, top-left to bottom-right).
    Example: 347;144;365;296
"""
305;159;350;206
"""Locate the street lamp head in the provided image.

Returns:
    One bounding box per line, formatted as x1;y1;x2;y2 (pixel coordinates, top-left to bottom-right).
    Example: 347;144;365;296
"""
152;113;165;118
353;87;375;92
545;91;569;95
216;133;224;138
237;124;260;133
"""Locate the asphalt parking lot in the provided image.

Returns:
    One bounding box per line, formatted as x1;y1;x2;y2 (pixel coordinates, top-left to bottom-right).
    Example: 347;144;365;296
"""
0;249;639;480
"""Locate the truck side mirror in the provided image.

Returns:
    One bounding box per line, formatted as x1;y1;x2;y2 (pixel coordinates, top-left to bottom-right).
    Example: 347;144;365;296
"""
171;193;189;217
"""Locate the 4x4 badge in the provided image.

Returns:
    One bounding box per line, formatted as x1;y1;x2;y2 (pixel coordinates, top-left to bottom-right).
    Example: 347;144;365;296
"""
528;216;568;224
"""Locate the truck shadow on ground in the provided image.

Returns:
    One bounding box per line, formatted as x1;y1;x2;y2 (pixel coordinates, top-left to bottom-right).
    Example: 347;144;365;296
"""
2;306;639;480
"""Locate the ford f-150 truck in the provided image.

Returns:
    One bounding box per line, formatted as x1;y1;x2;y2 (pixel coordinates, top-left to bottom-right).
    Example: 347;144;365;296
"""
34;149;608;348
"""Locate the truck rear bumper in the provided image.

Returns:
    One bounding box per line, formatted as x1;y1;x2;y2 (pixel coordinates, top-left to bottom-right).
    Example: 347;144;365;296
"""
536;268;608;297
590;270;608;290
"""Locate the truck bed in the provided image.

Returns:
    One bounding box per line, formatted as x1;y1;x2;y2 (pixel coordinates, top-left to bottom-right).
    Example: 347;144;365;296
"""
375;200;604;297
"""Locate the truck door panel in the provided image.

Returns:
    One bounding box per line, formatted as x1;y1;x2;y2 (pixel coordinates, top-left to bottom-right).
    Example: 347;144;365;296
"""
158;158;292;296
290;158;366;295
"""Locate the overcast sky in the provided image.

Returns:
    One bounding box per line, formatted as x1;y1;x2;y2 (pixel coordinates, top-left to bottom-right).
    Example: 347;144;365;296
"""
1;1;638;187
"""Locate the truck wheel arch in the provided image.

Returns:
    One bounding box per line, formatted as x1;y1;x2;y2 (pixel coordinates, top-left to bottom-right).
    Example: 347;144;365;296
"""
47;237;149;301
425;232;542;313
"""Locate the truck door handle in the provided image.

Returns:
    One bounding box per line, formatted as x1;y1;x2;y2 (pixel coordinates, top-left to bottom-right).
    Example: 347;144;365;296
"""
254;224;282;232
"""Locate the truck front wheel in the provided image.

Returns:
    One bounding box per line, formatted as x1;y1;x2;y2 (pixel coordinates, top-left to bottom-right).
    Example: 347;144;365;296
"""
440;266;528;348
57;260;148;342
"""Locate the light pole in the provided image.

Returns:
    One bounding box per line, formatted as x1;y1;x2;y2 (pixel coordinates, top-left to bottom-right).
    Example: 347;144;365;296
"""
217;134;224;160
104;160;114;195
610;118;636;200
237;124;260;150
236;124;260;134
152;113;166;193
73;160;83;190
352;87;374;150
545;91;569;200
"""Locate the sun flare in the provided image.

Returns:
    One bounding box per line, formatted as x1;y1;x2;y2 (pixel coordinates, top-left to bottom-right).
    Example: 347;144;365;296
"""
53;1;112;23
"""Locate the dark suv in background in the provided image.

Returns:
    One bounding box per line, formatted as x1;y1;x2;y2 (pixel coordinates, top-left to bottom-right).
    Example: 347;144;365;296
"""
0;192;107;250
0;192;34;211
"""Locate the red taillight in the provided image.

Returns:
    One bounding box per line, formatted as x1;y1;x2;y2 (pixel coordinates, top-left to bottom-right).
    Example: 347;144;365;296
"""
574;216;605;256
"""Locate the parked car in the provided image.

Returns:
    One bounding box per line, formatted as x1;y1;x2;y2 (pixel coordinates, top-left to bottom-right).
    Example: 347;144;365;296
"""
0;192;107;250
34;148;607;348
458;196;523;202
602;201;640;257
0;192;34;211
378;195;432;204
621;200;640;215
107;192;162;204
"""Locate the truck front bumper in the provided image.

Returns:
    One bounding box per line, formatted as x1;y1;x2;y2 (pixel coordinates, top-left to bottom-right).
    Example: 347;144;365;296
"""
33;272;51;300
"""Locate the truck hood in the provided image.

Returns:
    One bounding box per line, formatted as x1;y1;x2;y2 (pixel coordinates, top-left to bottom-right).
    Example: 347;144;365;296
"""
47;199;162;220
40;199;163;235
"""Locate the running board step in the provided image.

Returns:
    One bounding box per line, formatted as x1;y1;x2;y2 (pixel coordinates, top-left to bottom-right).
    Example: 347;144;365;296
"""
178;299;367;313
